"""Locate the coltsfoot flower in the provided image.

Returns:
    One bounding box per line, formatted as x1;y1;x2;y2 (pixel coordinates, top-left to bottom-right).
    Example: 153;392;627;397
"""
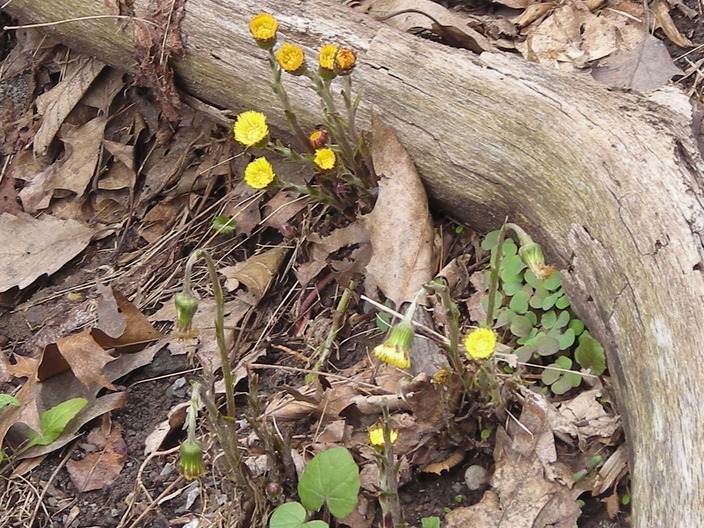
309;128;329;149
335;48;356;72
234;111;269;147
244;157;276;189
319;44;338;71
374;320;413;369
313;148;336;171
368;424;398;447
178;439;205;480
464;327;497;360
276;43;305;74
249;14;278;44
518;242;555;280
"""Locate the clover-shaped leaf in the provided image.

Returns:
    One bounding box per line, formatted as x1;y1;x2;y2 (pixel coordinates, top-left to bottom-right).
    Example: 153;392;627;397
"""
555;294;570;309
269;502;328;528
542;356;582;395
554;310;570;329
495;308;517;328
298;447;360;519
510;315;533;338
535;335;559;356
558;328;576;350
544;271;562;291
575;334;606;375
541;310;557;329
509;287;531;314
568;318;585;336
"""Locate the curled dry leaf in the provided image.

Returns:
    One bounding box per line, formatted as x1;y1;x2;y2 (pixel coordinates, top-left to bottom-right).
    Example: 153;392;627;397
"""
653;0;694;48
219;245;289;303
365;115;435;307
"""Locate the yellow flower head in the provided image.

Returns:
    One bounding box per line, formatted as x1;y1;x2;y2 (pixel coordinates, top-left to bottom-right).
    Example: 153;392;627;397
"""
368;424;398;447
335;48;356;72
373;320;413;369
244;157;275;189
319;44;338;71
234;111;269;147
249;14;278;43
313;148;336;171
464;327;497;360
276;43;305;74
309;128;329;150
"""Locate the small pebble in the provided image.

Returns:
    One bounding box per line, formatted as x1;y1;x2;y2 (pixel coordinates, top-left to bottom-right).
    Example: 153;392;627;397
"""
464;465;488;491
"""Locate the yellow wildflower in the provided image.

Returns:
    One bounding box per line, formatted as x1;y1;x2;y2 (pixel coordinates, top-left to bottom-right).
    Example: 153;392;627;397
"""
368;424;398;447
276;43;305;73
373;320;413;369
309;128;328;149
319;44;338;70
249;14;278;43
463;328;497;360
233;111;269;147
244;157;275;189
335;48;356;72
313;148;336;171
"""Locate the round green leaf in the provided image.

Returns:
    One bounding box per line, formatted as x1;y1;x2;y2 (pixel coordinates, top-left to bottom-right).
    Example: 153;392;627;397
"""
269;502;328;528
541;311;557;330
501;239;518;258
510;315;534;339
530;286;548;309
535;335;559;356
502;281;523;297
515;346;534;362
212;216;237;235
500;255;526;284
543;271;562;291
575;335;606;375
555;356;573;369
525;311;538;326
541;365;561;385
558;328;576;350
481;230;501;251
495;308;517;328
541;293;559;311
551;376;573;395
481;291;504;321
298;447;360;519
567;371;583;387
555;294;571;309
523;269;543;289
509;289;531;314
568;318;585;336
555;311;570;329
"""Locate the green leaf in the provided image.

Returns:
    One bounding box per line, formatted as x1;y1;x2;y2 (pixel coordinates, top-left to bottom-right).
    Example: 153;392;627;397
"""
558;328;576;350
212;216;237;234
541;365;561;385
298;447;360;519
501;239;518;258
541;311;557;329
575;335;606;375
555;311;571;329
421;517;441;528
500;255;526;284
551;375;574;395
495;308;517;328
523;269;543;289
502;281;523;297
568;318;585;336
481;291;504;321
535;335;559;356
28;398;88;447
525;311;538;326
555;294;571;309
0;394;21;409
509;288;531;314
510;316;533;338
543;271;562;291
515;346;535;362
269;502;328;528
555;355;573;369
541;293;559;311
529;286;548;309
375;300;395;332
481;230;501;251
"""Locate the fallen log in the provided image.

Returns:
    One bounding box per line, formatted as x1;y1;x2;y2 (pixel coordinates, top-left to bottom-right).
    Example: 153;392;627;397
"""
3;0;704;525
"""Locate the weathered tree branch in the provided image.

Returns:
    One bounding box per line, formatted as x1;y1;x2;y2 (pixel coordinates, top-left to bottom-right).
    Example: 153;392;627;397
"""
4;0;704;525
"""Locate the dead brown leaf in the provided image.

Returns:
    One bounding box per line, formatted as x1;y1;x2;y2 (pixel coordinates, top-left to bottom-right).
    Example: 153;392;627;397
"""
592;444;629;495
66;422;127;492
40;332;116;390
653;0;694;48
94;282;127;339
364;115;435;307
592;33;683;90
0;213;93;293
445;491;502;527
220;245;289;303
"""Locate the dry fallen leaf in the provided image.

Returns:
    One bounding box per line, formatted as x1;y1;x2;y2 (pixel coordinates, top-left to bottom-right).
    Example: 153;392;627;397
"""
364;115;435;307
66;422;127;492
653;1;694;48
591;34;683;91
34;56;105;157
219;245;289;303
0;213;93;293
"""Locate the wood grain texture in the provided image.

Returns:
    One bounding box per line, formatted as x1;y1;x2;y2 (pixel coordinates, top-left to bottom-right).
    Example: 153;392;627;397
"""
4;0;704;525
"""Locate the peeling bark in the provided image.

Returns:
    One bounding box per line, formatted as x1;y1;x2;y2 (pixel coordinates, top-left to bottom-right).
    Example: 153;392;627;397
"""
3;0;704;525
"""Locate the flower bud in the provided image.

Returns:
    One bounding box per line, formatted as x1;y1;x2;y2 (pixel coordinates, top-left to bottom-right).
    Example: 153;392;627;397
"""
374;320;414;369
309;128;329;150
518;242;555;280
175;291;199;337
178;439;205;480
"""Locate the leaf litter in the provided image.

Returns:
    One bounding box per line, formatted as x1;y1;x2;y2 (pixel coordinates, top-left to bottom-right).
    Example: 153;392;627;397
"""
0;11;638;527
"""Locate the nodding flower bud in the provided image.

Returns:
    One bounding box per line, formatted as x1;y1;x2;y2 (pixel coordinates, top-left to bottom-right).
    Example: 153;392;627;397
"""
518;242;555;281
178;439;205;480
175;290;199;338
373;319;414;369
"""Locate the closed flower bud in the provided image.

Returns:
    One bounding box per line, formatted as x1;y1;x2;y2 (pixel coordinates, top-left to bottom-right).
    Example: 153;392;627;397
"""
175;291;199;337
518;242;555;280
178;439;205;480
309;128;329;150
374;320;414;369
335;48;356;73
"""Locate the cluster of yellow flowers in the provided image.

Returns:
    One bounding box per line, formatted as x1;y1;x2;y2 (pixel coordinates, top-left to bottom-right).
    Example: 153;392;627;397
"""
232;13;358;191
